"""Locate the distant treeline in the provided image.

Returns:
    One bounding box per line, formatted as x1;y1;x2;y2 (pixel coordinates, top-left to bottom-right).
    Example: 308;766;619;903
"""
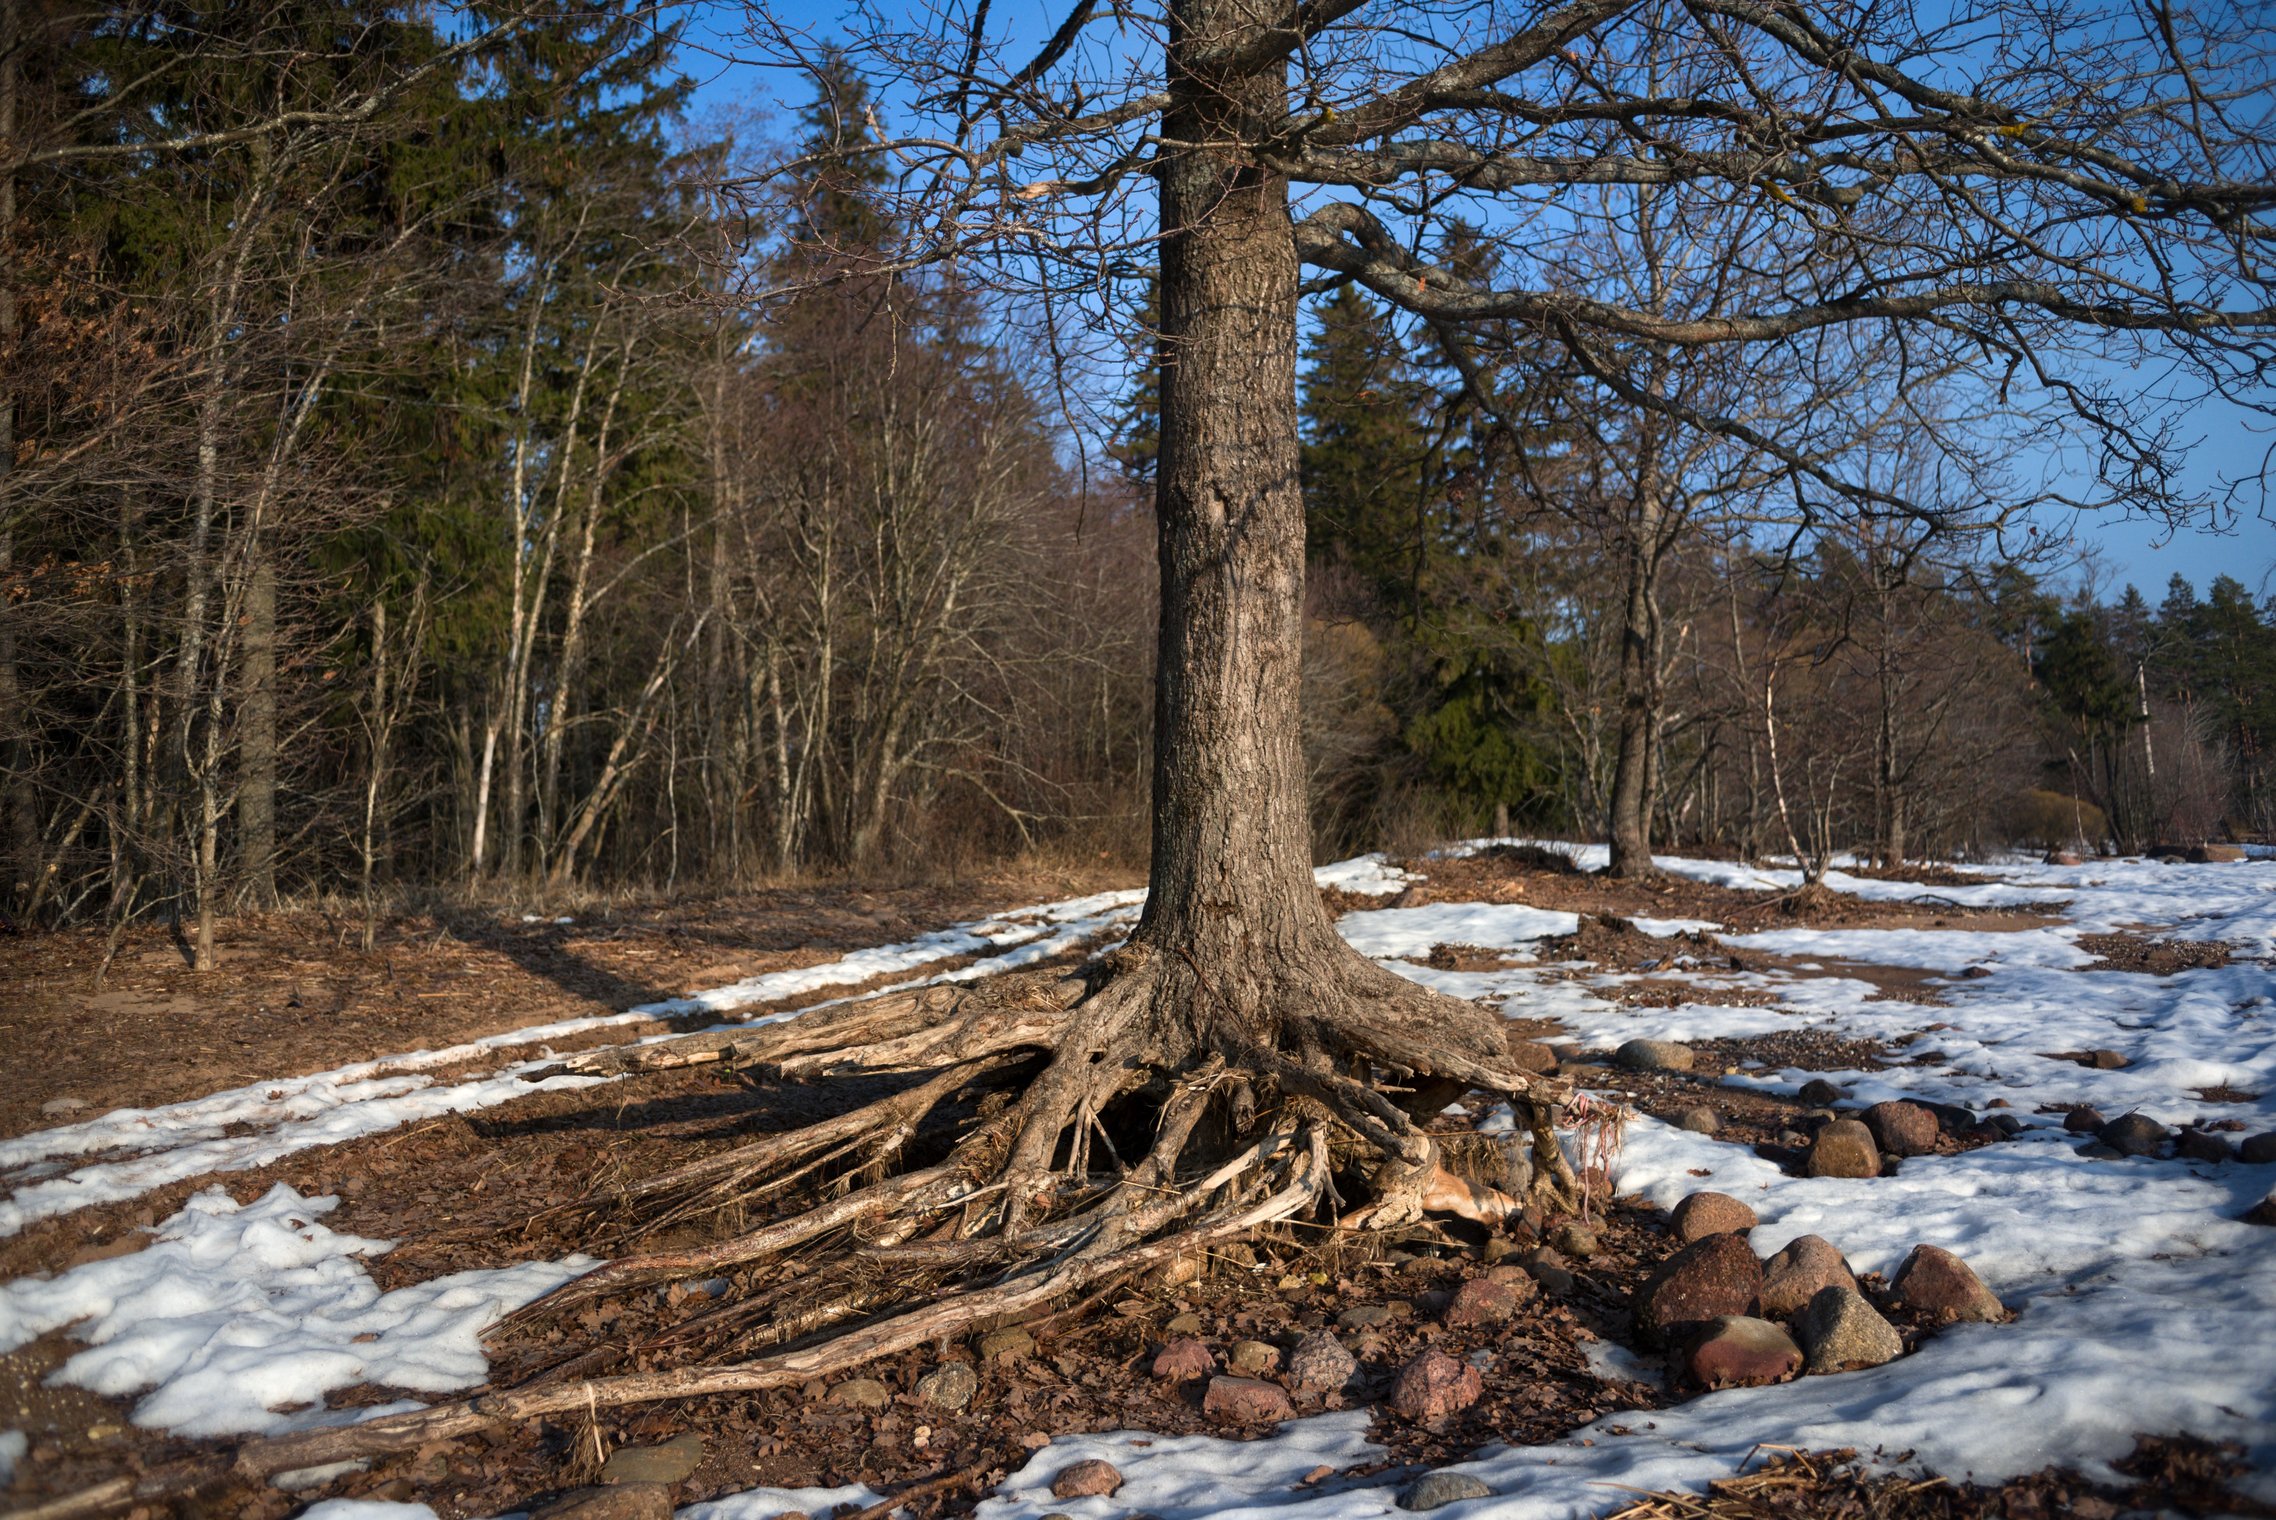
1;5;2269;947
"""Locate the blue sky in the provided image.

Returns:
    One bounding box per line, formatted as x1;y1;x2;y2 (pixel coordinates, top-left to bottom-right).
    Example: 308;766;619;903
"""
670;1;2275;604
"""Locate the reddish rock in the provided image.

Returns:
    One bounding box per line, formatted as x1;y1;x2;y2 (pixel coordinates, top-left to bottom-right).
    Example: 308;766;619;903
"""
1634;1233;1761;1346
1684;1316;1802;1388
2064;1106;2106;1133
1806;1119;1882;1178
1202;1375;1295;1424
1284;1331;1357;1394
1151;1337;1216;1382
1669;1191;1758;1243
1507;1038;1559;1074
1387;1349;1484;1423
532;1488;673;1520
1050;1458;1125;1499
1758;1234;1857;1319
1444;1276;1523;1326
1888;1244;2006;1323
1862;1101;1939;1158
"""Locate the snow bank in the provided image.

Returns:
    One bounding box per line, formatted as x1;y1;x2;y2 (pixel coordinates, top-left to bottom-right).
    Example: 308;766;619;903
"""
0;1185;592;1437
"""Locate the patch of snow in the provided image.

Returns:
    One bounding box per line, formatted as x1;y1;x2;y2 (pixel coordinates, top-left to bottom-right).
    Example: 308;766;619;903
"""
0;1429;25;1485
1313;853;1419;897
1336;903;1580;960
676;1479;888;1517
299;1502;439;1520
0;1185;592;1438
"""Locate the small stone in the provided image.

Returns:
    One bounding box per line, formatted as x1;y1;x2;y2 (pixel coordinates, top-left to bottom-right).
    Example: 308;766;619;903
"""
2063;1106;2106;1133
1202;1375;1295;1424
2078;1141;2125;1159
978;1326;1036;1361
1050;1458;1124;1499
2177;1129;2234;1163
1337;1303;1396;1329
1797;1078;1845;1106
1551;1221;1599;1258
1806;1119;1881;1178
1228;1339;1281;1377
1634;1233;1761;1346
1616;1038;1695;1073
1525;1261;1574;1296
1151;1337;1216;1381
1676;1106;1721;1135
827;1377;891;1411
1990;1113;2024;1136
2086;1048;2129;1070
2098;1113;2168;1157
1861;1101;1939;1158
1669;1191;1757;1244
2247;1190;2276;1227
39;1097;89;1118
1507;1039;1559;1074
533;1485;675;1520
1794;1285;1904;1372
914;1362;977;1410
598;1432;704;1487
1888;1244;2005;1323
1164;1311;1204;1335
1684;1315;1802;1388
1758;1234;1856;1319
1399;1471;1495;1510
1284;1330;1358;1394
1387;1349;1483;1423
1443;1276;1523;1326
2241;1133;2276;1165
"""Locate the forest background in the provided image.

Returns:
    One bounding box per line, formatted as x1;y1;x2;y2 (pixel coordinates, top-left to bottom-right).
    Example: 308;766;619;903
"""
3;0;2272;957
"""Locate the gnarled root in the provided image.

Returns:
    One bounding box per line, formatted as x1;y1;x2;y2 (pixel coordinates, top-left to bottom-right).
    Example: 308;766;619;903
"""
35;944;1583;1516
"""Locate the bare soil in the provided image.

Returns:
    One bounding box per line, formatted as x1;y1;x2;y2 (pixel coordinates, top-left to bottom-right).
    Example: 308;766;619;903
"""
0;851;2212;1520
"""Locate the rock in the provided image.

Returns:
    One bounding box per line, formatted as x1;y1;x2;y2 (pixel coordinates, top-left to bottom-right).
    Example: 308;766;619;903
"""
1443;1276;1523;1326
1797;1078;1845;1106
1399;1471;1495;1510
1202;1375;1295;1424
1050;1458;1124;1499
2177;1129;2234;1163
2187;843;2246;863
1164;1311;1204;1335
598;1433;704;1487
1669;1191;1757;1243
2078;1141;2125;1159
978;1326;1036;1361
1507;1039;1560;1074
1616;1038;1695;1073
533;1485;675;1520
1758;1234;1857;1318
1806;1119;1881;1178
2086;1048;2128;1069
1888;1244;2005;1323
39;1097;89;1118
1989;1113;2024;1136
1151;1337;1216;1382
2247;1190;2276;1228
1337;1303;1397;1330
1228;1339;1281;1377
2241;1133;2276;1165
1284;1331;1357;1394
1675;1105;1721;1135
826;1377;890;1411
1387;1349;1484;1423
914;1362;977;1410
1861;1101;1939;1158
2043;850;2082;866
1149;1254;1203;1290
1795;1284;1904;1372
1634;1233;1761;1345
1526;1261;1574;1296
2063;1106;2106;1133
2098;1113;2167;1157
1684;1315;1802;1388
1551;1222;1599;1258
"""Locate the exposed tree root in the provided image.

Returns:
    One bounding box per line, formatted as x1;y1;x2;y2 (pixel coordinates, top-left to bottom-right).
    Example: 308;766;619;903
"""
29;943;1587;1518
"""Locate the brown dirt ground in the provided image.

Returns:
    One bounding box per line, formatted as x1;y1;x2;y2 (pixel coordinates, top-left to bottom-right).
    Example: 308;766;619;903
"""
0;867;1139;1142
3;851;2222;1520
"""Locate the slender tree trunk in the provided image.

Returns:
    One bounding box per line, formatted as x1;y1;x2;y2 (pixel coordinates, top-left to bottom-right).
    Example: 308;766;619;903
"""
1131;7;1347;1031
239;552;277;906
0;0;32;922
1606;501;1664;877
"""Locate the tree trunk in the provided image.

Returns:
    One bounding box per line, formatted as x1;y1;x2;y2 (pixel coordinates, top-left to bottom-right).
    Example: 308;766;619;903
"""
1605;507;1663;877
0;0;32;923
1131;0;1357;1036
239;552;277;906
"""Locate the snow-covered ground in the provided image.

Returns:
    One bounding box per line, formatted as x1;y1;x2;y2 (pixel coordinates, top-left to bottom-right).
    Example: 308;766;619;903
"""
1;847;2271;1519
